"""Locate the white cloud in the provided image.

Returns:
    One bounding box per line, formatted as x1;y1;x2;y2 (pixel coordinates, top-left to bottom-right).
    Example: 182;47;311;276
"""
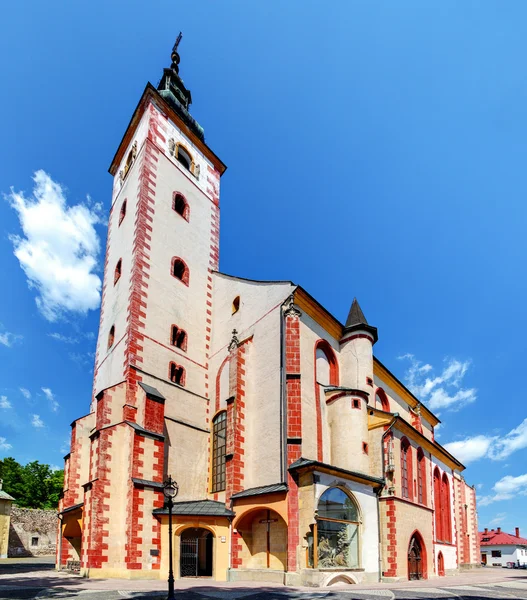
49;333;78;344
7;170;103;321
41;387;59;412
443;417;527;466
0;396;12;409
19;388;31;399
0;437;12;451
0;329;22;347
31;414;44;428
479;473;527;506
489;512;507;526
50;464;61;472
443;435;495;464
60;438;70;454
398;354;476;411
488;418;527;461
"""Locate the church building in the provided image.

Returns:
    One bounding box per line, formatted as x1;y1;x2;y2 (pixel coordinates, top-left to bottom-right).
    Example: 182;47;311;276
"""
57;40;480;585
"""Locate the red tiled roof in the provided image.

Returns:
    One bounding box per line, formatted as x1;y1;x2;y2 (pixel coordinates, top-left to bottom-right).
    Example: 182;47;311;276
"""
479;530;527;546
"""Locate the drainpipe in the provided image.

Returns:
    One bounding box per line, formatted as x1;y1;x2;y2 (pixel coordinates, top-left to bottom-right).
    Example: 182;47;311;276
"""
279;296;288;483
378;416;397;581
56;513;63;571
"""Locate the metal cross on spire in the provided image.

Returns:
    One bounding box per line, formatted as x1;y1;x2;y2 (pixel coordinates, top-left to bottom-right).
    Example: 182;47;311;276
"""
171;32;183;73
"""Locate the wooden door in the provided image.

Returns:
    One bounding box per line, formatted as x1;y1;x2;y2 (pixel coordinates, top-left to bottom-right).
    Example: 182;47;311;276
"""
408;535;423;580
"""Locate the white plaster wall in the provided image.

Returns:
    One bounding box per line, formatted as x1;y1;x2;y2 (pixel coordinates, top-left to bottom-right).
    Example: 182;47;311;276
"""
481;545;527;566
434;542;457;571
142;150;213;399
315;473;380;576
298;313;340;463
210;274;294;489
94;133;146;397
340;335;373;390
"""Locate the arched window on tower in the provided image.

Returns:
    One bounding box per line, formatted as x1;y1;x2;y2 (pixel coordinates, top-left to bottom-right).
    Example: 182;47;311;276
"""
232;296;240;314
172;192;189;221
441;473;452;543
114;259;122;285
400;437;412;500
170;325;187;351
108;326;115;350
119;199;127;225
176;144;193;172
417;448;426;505
211;411;227;493
171;257;189;285
434;467;442;541
169;362;186;386
315;487;360;569
376;388;390;412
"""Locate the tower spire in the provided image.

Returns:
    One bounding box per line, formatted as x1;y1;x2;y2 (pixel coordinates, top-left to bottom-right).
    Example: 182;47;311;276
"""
343;298;378;343
157;34;205;141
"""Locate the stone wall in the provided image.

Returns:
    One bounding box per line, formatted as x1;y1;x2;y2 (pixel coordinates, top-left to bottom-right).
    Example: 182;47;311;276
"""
8;507;57;557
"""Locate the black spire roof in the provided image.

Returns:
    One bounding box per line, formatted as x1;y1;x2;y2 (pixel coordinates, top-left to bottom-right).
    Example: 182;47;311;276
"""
157;34;205;141
343;298;378;343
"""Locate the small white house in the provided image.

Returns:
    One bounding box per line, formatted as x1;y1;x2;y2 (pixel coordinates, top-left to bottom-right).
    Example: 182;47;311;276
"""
480;527;527;567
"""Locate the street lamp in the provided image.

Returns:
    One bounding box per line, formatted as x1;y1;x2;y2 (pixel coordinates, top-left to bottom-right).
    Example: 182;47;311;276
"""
163;475;179;600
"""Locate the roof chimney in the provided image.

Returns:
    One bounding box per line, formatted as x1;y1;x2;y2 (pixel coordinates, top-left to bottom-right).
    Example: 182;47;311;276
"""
497;527;501;533
484;528;488;534
516;527;520;538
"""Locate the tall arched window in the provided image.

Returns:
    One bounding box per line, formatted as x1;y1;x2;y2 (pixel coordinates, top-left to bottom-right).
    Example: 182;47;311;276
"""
400;438;412;500
434;467;442;541
119;199;127;225
232;296;240;314
314;340;339;462
169;362;186;386
172;192;189;221
211;411;227;493
170;325;187;351
417;448;426;505
107;326;115;350
171;257;189;285
441;473;452;543
376;388;390;412
316;487;360;568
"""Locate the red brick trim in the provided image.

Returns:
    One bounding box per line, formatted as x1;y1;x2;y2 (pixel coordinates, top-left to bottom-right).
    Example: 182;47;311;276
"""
384;498;397;577
341;332;375;345
375;387;390;412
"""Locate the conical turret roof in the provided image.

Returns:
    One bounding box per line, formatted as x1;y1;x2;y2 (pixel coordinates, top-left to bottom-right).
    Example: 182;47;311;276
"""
343;298;378;343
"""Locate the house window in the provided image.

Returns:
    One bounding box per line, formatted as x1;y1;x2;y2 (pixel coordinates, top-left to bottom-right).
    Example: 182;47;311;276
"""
401;437;412;500
119;199;127;225
108;326;115;349
211;411;227;492
171;325;187;351
352;399;360;409
31;537;38;547
362;442;369;454
171;257;189;285
169;362;185;386
173;192;189;221
114;259;122;285
434;467;442;540
232;296;240;314
441;473;452;543
316;487;360;568
492;550;502;558
417;448;426;505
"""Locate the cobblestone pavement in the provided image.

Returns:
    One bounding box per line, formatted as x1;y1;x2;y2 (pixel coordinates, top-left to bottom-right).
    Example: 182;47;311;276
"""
1;560;527;600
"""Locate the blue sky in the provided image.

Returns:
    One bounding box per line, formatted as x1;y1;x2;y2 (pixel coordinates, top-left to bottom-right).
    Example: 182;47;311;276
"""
1;1;526;534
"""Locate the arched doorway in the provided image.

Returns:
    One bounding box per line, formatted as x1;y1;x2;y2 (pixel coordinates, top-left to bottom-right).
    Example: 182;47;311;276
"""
407;532;427;580
180;528;213;577
438;551;445;576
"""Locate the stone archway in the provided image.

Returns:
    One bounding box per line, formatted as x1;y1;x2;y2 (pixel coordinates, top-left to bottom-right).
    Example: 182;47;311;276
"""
408;531;427;580
234;508;287;570
180;527;214;577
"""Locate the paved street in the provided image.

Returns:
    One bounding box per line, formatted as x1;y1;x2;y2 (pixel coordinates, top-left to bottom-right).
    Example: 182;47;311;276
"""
1;559;527;600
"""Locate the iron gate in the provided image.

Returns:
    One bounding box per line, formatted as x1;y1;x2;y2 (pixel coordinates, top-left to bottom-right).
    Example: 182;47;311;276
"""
180;536;200;577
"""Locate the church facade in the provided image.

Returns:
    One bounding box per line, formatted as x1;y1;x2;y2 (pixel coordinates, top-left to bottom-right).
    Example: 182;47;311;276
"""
57;42;480;585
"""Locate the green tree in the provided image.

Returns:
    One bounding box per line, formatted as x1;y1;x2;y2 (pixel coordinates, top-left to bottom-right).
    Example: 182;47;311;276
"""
0;457;64;509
